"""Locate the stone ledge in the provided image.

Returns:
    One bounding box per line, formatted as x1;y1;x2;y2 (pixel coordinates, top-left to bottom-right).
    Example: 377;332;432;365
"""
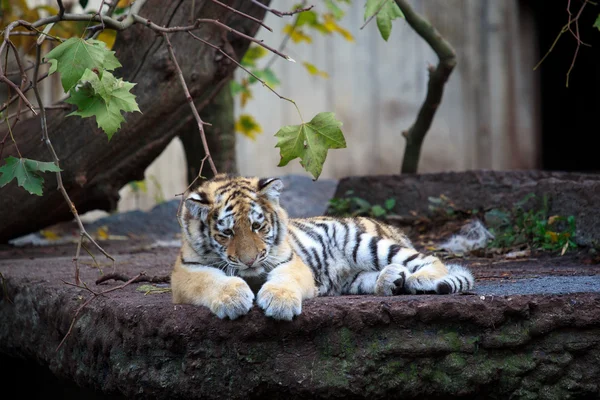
1;251;600;399
333;171;600;246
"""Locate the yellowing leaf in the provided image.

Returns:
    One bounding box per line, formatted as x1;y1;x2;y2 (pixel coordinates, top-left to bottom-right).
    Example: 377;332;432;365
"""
302;62;330;79
283;24;313;43
235;114;263;140
40;230;60;241
96;30;117;50
323;14;355;42
96;226;109;240
240;82;253;108
547;215;561;225
117;0;132;6
546;231;558;243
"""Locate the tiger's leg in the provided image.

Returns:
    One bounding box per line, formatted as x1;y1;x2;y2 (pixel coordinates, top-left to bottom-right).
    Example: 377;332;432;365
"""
345;232;474;294
171;259;254;319
257;256;317;321
342;271;380;294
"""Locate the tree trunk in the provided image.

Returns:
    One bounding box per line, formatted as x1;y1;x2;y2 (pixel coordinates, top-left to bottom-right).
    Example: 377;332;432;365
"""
180;79;237;184
0;0;268;243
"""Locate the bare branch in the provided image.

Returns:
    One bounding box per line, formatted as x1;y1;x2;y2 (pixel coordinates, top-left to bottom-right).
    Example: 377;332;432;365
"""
162;33;217;176
56;273;144;351
31;44;115;285
209;0;272;32
248;0;314;18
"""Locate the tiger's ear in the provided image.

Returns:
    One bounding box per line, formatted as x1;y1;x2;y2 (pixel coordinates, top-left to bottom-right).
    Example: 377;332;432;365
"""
185;191;211;220
257;178;284;204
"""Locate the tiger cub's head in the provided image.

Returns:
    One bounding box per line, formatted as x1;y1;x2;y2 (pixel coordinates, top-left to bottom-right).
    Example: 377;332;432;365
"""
180;174;288;277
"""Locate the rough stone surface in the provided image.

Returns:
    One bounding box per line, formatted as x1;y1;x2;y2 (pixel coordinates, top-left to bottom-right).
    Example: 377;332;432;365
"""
1;253;600;399
2;170;600;399
333;171;600;245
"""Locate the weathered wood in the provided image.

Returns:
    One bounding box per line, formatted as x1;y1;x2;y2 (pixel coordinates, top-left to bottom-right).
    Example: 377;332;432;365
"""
0;0;268;243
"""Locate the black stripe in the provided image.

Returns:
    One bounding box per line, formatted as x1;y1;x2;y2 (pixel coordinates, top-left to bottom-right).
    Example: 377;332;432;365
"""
310;248;324;271
271;252;294;268
347;272;362;292
288;229;313;266
403;253;419;266
371;219;385;238
387;244;400;265
456;276;468;291
272;212;283;247
352;229;361;263
369;236;379;270
293;221;329;264
411;260;432;273
182;259;203;265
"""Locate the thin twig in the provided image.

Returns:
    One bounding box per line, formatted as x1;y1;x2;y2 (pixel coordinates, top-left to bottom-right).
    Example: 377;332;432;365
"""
56;0;65;18
264;0;307;69
209;0;272;32
188;31;302;118
131;15;295;62
248;0;313;18
360;0;389;30
533;0;592;87
31;44;115;285
162;33;218;176
56;273;144;351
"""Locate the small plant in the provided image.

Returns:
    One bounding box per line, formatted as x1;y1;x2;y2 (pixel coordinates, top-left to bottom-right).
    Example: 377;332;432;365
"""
486;194;577;254
328;190;396;218
428;194;457;218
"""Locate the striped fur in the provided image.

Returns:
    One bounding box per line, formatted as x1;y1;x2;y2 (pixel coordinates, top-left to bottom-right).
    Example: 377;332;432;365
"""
171;175;475;320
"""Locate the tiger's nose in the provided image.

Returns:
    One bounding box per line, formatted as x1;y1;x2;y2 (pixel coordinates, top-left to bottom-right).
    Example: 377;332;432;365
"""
244;256;258;267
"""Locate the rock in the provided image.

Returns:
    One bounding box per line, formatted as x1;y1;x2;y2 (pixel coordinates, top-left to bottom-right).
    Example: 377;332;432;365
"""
1;250;600;399
333;171;600;246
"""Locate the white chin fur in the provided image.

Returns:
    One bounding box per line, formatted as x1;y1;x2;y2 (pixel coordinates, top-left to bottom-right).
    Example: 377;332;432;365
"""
239;267;265;278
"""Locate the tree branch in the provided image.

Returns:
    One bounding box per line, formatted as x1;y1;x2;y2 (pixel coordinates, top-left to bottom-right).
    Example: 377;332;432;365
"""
31;43;114;285
395;0;456;174
162;33;218;177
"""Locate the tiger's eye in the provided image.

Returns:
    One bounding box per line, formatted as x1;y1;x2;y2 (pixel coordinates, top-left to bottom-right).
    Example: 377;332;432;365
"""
222;229;234;236
252;222;261;230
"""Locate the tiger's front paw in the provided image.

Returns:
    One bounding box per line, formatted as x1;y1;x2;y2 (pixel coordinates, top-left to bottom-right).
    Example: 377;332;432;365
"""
257;282;302;321
375;264;411;296
210;277;254;320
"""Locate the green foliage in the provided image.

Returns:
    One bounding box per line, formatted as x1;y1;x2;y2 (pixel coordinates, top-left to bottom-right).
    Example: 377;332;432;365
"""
65;69;140;140
0;156;61;196
594;13;600;30
328;190;396;218
45;37;121;92
275;112;346;180
486;194;577;253
364;0;405;41
44;37;139;139
428;194;457;218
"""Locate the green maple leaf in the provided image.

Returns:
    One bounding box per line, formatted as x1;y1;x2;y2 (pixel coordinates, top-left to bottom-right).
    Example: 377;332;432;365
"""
364;0;405;41
594;14;600;31
275;112;346;179
0;156;61;196
65;69;140;140
45;37;121;92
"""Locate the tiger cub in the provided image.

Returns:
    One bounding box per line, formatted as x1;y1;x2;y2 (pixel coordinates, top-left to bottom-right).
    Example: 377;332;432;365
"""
171;174;474;320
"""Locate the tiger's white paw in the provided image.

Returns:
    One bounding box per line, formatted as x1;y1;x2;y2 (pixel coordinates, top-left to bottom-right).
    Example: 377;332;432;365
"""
375;264;411;296
210;277;254;320
257;282;302;321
